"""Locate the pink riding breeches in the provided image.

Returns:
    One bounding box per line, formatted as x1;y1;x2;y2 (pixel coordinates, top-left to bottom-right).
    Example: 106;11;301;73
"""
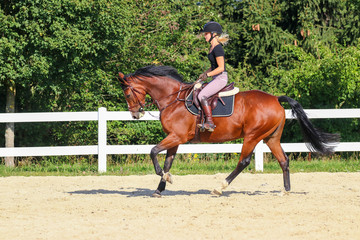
198;71;228;101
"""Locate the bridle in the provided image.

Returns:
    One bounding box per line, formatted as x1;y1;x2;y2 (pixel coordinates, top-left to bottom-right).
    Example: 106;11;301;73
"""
120;76;196;113
121;78;148;113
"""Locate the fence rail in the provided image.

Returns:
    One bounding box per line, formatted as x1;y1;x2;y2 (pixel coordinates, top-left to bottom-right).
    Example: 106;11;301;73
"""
1;108;360;172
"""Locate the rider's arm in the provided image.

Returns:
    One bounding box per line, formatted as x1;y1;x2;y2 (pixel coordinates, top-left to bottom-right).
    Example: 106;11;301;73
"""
203;67;212;75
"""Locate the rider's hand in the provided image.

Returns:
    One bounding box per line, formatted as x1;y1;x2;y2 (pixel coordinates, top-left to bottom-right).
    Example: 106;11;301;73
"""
198;72;208;81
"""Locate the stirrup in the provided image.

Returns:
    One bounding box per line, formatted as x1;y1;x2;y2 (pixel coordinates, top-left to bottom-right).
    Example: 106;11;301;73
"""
197;122;216;132
204;122;216;132
197;123;206;132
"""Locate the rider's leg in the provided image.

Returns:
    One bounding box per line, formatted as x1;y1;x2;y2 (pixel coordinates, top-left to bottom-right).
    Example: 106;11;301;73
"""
197;72;228;102
197;97;216;131
197;72;228;132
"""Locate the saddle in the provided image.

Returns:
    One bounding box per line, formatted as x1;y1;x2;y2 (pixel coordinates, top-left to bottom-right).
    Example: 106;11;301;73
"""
190;82;239;111
186;82;239;141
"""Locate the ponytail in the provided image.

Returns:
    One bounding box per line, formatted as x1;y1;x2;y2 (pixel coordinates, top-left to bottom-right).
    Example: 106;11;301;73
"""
216;33;230;45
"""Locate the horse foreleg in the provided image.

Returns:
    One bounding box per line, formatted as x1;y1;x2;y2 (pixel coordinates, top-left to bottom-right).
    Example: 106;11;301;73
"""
153;146;178;197
162;145;178;183
150;145;166;198
151;134;184;197
150;145;165;177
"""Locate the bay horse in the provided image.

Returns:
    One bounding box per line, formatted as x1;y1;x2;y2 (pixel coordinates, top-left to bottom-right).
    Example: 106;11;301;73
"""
118;65;339;197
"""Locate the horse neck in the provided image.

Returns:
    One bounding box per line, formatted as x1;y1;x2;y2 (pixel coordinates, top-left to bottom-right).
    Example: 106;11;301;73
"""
142;76;184;109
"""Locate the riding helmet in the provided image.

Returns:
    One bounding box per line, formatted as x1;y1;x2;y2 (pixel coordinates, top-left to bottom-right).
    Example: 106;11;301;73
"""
201;21;223;34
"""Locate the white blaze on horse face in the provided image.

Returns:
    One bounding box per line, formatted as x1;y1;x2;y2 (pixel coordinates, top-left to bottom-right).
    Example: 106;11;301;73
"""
138;111;145;119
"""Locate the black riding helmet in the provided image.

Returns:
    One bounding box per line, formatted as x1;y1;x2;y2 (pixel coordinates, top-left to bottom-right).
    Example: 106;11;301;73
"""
201;21;223;34
201;21;223;43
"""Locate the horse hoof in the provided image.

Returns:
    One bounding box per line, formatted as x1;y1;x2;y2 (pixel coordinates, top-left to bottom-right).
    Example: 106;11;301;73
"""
210;180;228;196
222;180;229;189
211;188;222;196
163;172;173;184
278;190;290;196
152;191;162;198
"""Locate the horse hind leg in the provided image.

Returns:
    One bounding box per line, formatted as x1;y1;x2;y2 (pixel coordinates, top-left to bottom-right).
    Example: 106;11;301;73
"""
212;139;257;196
265;137;290;192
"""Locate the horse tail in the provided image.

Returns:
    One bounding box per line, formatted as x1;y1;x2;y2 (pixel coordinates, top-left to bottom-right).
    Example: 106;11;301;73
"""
278;96;340;155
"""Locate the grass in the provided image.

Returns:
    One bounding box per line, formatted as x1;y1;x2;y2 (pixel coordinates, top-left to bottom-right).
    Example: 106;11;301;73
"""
1;153;359;176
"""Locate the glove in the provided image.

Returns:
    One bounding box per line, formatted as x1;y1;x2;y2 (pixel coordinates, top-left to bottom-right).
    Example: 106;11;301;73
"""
198;72;208;81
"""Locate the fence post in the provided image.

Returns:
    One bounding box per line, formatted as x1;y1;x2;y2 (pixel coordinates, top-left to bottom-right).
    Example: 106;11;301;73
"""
98;107;107;173
255;140;264;172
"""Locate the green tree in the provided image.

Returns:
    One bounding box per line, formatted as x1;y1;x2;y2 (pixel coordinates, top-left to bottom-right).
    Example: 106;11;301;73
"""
1;3;29;166
0;0;134;165
1;0;360;166
0;0;211;165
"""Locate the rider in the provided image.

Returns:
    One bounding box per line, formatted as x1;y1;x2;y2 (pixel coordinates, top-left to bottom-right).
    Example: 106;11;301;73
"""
197;21;229;132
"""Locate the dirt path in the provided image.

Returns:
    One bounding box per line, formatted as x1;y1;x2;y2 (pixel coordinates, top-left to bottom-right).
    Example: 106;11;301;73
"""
1;173;360;240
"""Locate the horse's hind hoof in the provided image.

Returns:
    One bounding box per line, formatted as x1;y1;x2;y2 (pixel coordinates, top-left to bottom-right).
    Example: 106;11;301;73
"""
152;191;162;198
211;180;228;196
278;190;290;197
211;188;222;196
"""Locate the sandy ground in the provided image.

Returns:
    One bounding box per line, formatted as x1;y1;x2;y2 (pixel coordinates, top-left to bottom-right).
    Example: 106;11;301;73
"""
1;173;360;240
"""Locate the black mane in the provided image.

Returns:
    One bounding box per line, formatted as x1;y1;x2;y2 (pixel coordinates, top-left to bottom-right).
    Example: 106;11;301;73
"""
126;65;184;82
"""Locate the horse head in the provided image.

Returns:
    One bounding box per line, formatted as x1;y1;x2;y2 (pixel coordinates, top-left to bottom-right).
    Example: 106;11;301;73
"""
118;72;146;119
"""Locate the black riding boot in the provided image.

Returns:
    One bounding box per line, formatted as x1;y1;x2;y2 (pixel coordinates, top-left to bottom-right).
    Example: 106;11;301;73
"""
197;98;216;132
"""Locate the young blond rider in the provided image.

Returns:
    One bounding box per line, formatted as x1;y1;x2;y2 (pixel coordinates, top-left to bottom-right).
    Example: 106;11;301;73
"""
197;21;229;132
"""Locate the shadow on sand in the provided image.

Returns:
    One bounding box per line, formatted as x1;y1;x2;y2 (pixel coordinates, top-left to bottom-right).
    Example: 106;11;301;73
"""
67;188;308;197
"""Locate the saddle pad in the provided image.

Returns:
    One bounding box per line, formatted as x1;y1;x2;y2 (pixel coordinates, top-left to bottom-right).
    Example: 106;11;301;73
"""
185;91;235;117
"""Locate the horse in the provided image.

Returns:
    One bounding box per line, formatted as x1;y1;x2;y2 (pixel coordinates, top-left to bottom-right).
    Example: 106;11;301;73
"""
118;65;339;197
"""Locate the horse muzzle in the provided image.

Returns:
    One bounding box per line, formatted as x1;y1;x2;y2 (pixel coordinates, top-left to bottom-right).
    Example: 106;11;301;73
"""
131;107;145;119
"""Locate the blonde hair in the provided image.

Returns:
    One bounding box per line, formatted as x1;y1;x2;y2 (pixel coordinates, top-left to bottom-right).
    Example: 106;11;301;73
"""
216;33;230;45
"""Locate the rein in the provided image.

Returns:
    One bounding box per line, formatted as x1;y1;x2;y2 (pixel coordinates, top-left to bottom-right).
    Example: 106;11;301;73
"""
155;83;193;112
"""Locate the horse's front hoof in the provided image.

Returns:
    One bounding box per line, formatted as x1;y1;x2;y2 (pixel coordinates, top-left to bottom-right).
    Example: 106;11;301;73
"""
152;190;162;198
163;172;173;184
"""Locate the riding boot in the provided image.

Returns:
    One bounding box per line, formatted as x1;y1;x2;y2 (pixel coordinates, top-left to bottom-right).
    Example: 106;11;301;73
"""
197;98;216;132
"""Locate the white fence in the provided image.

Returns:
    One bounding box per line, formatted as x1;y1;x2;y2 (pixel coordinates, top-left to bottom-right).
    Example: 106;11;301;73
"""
1;108;360;172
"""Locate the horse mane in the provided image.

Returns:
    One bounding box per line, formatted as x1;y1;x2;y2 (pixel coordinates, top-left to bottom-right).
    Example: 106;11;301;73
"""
126;65;184;82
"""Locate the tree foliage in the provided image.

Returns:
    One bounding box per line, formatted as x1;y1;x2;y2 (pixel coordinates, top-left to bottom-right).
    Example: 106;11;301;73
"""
1;0;360;160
